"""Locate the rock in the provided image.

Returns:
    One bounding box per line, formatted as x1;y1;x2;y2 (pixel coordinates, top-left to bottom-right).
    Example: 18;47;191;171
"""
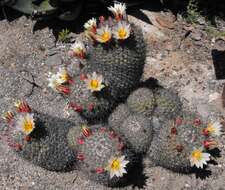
45;54;62;66
197;103;211;119
146;11;176;30
197;17;206;25
0;66;33;99
191;31;202;41
155;15;175;29
215;38;225;50
209;92;221;102
128;13;169;43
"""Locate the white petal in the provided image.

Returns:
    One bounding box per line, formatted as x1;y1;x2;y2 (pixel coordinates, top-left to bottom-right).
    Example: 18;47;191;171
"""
120;168;127;175
114;170;120;178
92;72;97;79
97;75;103;83
119;155;125;161
199;162;204;169
87;74;91;79
190;159;194;167
202;153;211;161
122;160;129;166
110;171;115;179
100;84;105;89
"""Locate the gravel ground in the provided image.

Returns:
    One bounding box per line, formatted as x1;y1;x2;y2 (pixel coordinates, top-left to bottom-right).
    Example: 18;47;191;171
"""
0;7;225;190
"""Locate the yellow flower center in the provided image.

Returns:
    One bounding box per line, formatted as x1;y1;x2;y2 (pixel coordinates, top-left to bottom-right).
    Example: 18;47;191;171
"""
118;28;127;39
206;123;215;133
60;73;69;82
111;159;121;171
15;100;21;108
74;47;82;53
23;118;34;134
101;32;111;43
192;150;202;161
90;79;99;89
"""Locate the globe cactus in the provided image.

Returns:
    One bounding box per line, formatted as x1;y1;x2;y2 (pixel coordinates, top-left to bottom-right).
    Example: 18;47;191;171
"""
126;87;155;117
112;114;153;154
108;103;131;129
154;87;183;121
82;22;146;101
147;114;222;172
66;72;116;122
1;101;77;172
76;126;133;186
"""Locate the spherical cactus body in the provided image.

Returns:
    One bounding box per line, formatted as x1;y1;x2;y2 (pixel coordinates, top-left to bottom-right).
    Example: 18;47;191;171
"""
154;87;183;121
17;111;77;172
108;103;131;129
126;87;155;117
147;115;209;173
83;23;146;101
66;74;115;122
2;102;78;172
113;114;153;154
76;127;133;187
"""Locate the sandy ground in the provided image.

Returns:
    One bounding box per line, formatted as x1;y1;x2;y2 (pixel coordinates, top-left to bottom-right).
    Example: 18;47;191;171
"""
0;6;225;190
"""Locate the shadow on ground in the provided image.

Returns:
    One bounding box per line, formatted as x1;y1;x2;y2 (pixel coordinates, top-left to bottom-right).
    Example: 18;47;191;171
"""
117;154;148;189
212;49;225;80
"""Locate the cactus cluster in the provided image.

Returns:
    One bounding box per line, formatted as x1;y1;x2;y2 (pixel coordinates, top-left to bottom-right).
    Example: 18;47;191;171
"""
48;3;146;121
1;2;224;188
42;1;224;181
